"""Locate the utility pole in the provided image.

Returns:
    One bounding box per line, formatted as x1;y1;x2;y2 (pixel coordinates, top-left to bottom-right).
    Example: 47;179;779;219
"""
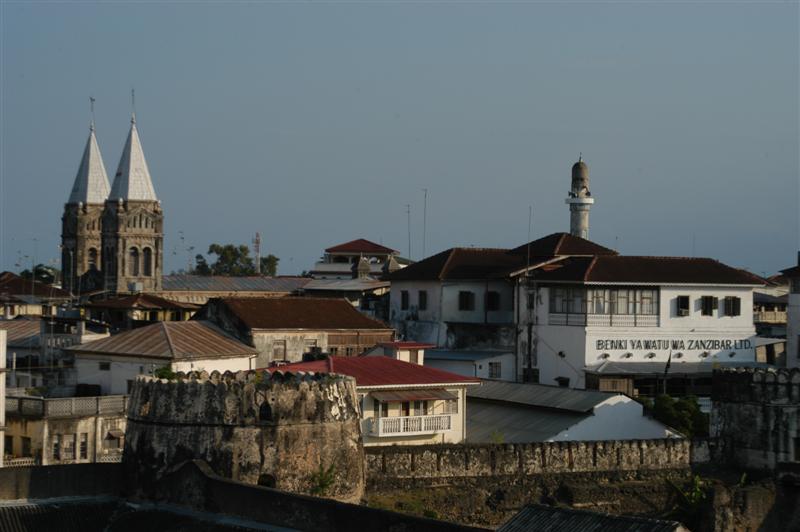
252;232;262;274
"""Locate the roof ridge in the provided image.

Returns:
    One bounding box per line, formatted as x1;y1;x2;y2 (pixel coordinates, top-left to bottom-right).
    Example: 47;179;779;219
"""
583;256;599;281
438;248;459;280
160;321;178;358
553;233;568;255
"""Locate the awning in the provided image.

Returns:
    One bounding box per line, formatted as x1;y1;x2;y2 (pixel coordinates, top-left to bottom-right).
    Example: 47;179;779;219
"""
106;429;124;439
371;390;457;402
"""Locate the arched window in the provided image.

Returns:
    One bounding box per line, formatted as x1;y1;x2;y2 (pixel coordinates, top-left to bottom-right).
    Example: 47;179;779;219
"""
143;248;152;276
129;247;140;276
88;248;98;270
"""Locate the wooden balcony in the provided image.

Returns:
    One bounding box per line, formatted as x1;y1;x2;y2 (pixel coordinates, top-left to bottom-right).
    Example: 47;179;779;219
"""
370;414;452;437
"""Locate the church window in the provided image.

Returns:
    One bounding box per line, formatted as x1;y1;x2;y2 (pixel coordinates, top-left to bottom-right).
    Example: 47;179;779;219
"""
129;248;140;276
88;248;98;270
143;248;153;276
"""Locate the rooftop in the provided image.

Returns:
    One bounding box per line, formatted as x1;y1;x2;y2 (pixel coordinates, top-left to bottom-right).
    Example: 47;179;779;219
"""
161;274;310;293
267;356;480;388
325;238;398;255
0;318;41;347
84;292;200;310
209;297;392;330
467;380;615;413
498;504;687;532
0;272;71;300
66;320;257;360
303;278;390;292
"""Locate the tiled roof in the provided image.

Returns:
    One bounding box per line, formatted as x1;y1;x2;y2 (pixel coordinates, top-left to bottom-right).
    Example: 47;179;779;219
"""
303;278;390;292
67;320;257;360
67;126;111;204
325;239;398;254
508;232;618;257
108;117;158;201
499;504;686;532
267;356;480;387
213;297;393;330
162;275;310;292
781;265;800;277
468;380;613;413
0;272;71;300
533;256;765;285
85;293;199;310
0;318;41;347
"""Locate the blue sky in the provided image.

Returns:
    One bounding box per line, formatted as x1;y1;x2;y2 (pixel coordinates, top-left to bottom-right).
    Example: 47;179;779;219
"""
1;1;798;277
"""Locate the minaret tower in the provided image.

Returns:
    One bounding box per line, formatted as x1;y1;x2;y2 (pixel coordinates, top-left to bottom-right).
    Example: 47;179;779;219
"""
61;105;111;295
565;155;594;239
102;111;163;293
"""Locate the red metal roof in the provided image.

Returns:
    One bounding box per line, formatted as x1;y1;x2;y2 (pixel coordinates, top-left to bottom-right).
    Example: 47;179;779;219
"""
325;239;398;255
266;356;480;387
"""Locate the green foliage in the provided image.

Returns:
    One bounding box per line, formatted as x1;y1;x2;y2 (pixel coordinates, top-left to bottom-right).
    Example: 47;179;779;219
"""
309;463;337;496
191;244;279;277
668;474;709;528
20;264;60;285
154;365;177;380
651;394;708;438
489;430;505;444
422;509;439;519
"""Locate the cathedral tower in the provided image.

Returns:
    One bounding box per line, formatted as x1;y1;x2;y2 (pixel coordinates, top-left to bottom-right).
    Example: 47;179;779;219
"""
101;114;163;293
564;156;594;239
61;121;111;295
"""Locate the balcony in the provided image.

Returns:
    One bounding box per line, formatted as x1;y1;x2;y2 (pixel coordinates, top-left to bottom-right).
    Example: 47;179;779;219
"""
370;414;452;437
548;313;659;327
754;310;787;324
5;395;128;418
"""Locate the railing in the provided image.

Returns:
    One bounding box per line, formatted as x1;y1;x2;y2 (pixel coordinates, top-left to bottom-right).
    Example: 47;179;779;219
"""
549;313;659;328
371;414;452;437
5;395;128;418
754;311;787;323
96;451;123;463
3;457;39;468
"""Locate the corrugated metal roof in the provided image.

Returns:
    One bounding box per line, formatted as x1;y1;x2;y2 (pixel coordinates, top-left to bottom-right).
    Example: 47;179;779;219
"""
162;275;310;292
0;318;41;347
0;271;71;299
217;297;392;330
372;389;457;401
498;504;686;532
467;380;613;413
303;279;389;291
67;320;256;360
267;356;480;387
467;400;586;442
85;293;199;310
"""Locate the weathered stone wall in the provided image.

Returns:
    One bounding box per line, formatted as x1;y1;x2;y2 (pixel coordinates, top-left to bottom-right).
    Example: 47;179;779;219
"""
124;370;365;502
366;438;694;484
712;367;800;470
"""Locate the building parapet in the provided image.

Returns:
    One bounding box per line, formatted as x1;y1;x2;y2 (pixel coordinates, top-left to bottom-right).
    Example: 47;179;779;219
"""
5;395;128;418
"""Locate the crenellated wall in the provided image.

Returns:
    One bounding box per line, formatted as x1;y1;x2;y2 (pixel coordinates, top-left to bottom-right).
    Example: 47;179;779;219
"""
124;369;365;502
712;367;800;469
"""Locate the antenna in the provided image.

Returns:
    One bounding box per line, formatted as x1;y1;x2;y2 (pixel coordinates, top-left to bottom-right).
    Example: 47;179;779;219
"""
131;88;136;122
252;232;262;275
89;96;96;130
422;188;428;258
406;204;412;260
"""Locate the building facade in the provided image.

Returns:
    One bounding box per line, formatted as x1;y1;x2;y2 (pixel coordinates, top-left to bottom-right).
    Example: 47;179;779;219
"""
783;258;800;367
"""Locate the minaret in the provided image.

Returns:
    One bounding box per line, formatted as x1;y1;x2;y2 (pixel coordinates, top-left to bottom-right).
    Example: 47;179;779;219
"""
61;114;111;295
102;112;164;293
564;156;594;239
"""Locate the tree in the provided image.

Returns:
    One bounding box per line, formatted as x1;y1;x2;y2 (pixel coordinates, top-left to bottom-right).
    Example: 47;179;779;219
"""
259;254;279;276
651;394;708;438
193;254;211;275
20;263;60;285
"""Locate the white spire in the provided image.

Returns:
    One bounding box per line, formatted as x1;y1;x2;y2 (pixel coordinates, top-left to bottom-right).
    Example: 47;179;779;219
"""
68;124;111;205
109;115;158;201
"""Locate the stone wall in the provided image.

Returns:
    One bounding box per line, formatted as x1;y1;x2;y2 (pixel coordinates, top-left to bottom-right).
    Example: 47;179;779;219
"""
712;367;800;469
366;438;694;484
124;370;365;502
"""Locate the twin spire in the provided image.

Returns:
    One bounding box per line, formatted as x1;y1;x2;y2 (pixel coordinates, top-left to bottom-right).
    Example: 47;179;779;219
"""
68;110;158;205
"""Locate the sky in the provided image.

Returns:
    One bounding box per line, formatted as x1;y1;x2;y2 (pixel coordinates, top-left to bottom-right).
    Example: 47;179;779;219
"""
1;1;798;278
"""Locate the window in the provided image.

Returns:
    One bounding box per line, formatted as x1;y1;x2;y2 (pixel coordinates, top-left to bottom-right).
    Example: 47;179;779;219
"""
458;291;475;311
128;247;140;276
272;340;287;361
701;296;717;316
127;380;134;394
792;278;800;294
413;400;428;416
418;290;428;311
486;291;500;311
62;435;76;460
21;437;31;457
401;290;409;310
676;296;690;317
143;248;153;276
88;248;98;270
444;399;459;414
79;433;88;459
329;347;338;355
4;435;12;456
345;347;355;356
401;402;411;417
409;349;419;364
99;362;110;371
555;376;570;388
53;434;61;460
723;296;741;317
373;399;380;419
488;362;501;379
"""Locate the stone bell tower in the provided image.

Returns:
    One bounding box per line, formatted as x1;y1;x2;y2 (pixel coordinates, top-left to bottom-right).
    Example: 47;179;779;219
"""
565;156;594;239
102;114;163;293
61;120;111;295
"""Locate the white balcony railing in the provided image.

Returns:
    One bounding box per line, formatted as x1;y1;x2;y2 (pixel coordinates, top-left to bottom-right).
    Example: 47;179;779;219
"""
371;414;452;437
548;313;659;328
754;311;787;323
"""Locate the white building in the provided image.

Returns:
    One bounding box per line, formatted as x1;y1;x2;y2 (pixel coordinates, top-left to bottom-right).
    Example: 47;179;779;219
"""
363;341;435;364
783;258;800;367
425;349;516;381
68;320;258;395
467;380;680;443
309;238;409;280
271;356;480;446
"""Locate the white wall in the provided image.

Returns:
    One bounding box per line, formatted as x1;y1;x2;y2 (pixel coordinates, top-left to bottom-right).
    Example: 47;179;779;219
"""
251;331;328;367
551;395;680;441
427;353;516;381
425;359;476;378
389;281;445;345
